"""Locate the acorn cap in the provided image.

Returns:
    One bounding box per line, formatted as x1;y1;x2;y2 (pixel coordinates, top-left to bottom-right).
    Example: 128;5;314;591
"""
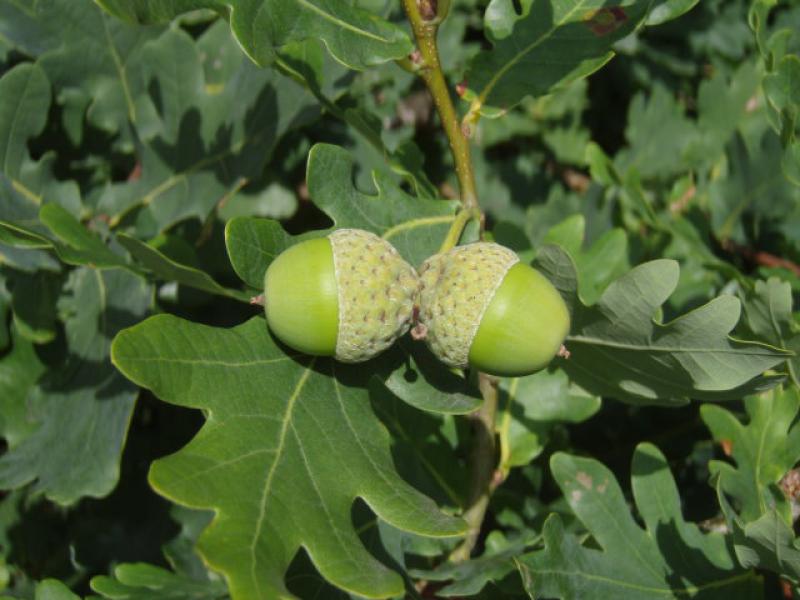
418;242;570;376
329;229;419;362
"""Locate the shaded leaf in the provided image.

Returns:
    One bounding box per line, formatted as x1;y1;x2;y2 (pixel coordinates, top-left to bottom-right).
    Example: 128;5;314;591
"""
1;204;132;271
717;486;800;585
9;270;61;344
517;443;762;599
740;277;800;385
95;0;413;70
118;233;249;302
411;530;537;596
33;580;80;600
380;339;482;415
96;25;316;236
467;0;652;114
91;563;229;600
647;0;700;25
0;267;151;505
31;0;164;146
710;133;800;243
497;369;600;471
111;315;465;599
306;144;460;267
0;325;45;448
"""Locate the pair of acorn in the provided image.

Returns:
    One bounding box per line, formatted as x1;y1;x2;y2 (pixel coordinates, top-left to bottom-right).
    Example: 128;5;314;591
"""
263;229;570;377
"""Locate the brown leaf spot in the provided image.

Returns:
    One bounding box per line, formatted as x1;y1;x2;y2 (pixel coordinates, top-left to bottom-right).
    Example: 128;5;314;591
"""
720;439;733;456
576;471;593;489
584;7;628;36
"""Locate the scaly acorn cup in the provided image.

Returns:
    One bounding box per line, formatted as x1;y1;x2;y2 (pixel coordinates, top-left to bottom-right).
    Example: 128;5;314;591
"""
417;242;570;377
263;229;420;363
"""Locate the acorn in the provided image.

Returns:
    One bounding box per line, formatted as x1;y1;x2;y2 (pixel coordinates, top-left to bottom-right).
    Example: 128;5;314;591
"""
263;229;420;363
416;242;570;377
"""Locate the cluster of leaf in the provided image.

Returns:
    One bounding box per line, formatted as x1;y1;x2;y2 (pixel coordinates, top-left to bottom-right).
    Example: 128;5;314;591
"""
0;0;799;598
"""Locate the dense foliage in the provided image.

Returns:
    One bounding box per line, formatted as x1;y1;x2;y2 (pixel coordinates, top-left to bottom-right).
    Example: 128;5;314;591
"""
0;0;799;598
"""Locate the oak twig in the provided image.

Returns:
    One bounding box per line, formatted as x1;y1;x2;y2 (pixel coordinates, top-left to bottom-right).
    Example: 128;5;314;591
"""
402;0;497;563
401;0;478;209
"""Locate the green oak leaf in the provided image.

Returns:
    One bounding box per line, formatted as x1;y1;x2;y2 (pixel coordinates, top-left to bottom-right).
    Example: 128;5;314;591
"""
368;382;466;512
118;233;249;302
276;41;438;199
0;63;82;239
467;0;652;114
411;530;537;596
32;0;163;147
0;1;55;57
0;325;45;448
0;276;8;350
305;143;460;267
91;563;229;599
540;214;629;305
740;278;800;385
1;204;132;271
763;54;799;124
94;0;413;70
96;24;315;236
32;580;80;600
111;315;466;600
224;217;295;291
379;339;482;415
717;484;800;585
701;386;800;524
647;0;700;25
8;270;62;344
497;369;600;472
0;64;61;232
517;443;763;599
225;143;461;287
0;267;151;505
615;85;696;180
710;132;800;244
535;245;789;404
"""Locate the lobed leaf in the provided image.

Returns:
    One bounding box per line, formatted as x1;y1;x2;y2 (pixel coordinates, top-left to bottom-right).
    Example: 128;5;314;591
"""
95;0;413;70
467;0;652;114
740;278;800;385
535;245;789;404
111;315;466;599
701;386;800;523
0;267;151;505
91;563;229;599
517;443;762;599
95;24;316;236
118;233;250;301
305;144;461;267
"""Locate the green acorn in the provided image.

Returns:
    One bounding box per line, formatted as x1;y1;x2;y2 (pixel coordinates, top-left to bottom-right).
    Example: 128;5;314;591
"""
263;229;419;363
416;242;570;377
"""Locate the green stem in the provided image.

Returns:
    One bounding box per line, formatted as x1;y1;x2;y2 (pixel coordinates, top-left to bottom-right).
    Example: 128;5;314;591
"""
449;373;499;562
438;208;480;253
402;0;498;564
401;0;478;209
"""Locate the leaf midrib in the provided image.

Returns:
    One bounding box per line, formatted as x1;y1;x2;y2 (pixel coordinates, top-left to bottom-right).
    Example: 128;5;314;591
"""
478;0;589;105
294;0;390;43
249;362;314;597
568;334;783;355
518;562;756;596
